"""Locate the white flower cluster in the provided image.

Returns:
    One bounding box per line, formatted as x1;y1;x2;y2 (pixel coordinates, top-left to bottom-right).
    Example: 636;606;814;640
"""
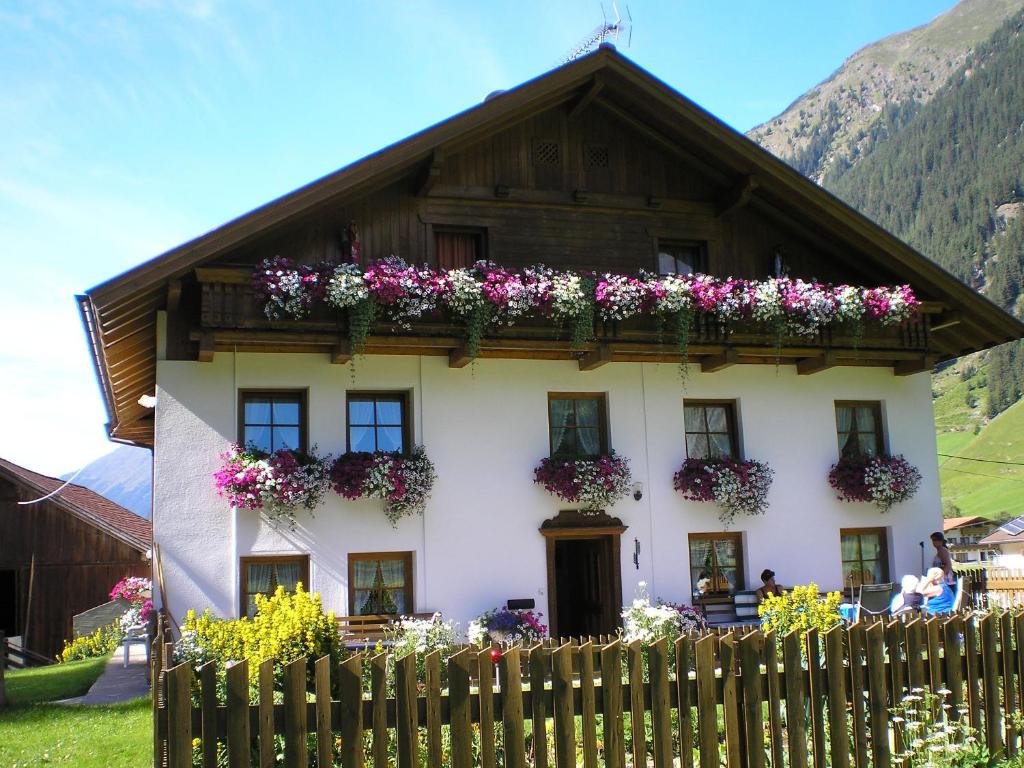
573;457;632;511
595;274;647;321
466;619;487;646
834;285;865;323
444;269;485;317
654;275;693;316
549;272;589;321
708;460;774;527
358;446;438;526
263;268;308;320
863;457;922;512
119;604;144;633
325;263;369;309
388;613;458;657
891;686;980;768
620;583;705;645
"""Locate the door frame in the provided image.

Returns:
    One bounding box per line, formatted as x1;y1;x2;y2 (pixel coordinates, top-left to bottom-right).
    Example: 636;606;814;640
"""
540;511;626;638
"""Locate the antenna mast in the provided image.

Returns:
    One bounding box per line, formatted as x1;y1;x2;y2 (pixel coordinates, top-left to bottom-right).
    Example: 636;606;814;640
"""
563;2;633;63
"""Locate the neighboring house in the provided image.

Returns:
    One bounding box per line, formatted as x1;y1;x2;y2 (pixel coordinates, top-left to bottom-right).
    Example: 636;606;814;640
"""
0;458;151;658
979;516;1024;568
944;515;1001;564
78;47;1024;638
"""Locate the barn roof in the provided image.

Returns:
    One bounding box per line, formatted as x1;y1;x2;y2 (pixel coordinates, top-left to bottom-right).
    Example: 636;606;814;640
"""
0;457;151;553
79;44;1024;446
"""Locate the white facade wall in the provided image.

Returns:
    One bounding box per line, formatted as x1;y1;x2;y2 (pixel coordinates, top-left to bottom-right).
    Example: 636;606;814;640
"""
153;347;942;629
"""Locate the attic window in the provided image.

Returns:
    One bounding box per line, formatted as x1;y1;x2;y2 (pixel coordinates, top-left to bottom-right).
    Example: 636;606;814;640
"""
584;143;609;169
533;139;560;166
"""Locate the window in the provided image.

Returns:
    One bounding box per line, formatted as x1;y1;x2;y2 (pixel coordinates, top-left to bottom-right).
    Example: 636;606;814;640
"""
240;555;309;618
657;241;707;276
689;533;743;597
434;228;485;270
347;393;409;454
349;552;414;615
584;143;610;169
684;401;738;460
840;528;889;589
548;394;608;457
835;401;884;458
239;391;306;453
532;138;560;166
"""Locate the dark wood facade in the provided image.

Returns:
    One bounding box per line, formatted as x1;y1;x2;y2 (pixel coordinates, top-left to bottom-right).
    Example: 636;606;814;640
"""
80;46;1024;447
0;464;150;659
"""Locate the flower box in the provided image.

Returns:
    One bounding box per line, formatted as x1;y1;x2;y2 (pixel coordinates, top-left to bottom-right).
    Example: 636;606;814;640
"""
214;445;330;528
828;454;922;512
329;446;437;526
674;457;774;526
534;452;632;512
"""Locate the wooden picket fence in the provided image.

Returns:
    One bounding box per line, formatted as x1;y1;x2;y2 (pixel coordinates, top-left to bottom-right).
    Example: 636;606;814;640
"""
153;611;1024;768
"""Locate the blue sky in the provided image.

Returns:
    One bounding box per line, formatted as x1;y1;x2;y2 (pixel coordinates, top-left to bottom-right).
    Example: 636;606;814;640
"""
0;0;960;475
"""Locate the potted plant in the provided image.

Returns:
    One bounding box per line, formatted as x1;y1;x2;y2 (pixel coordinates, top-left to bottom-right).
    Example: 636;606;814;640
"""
468;607;548;646
828;453;922;512
329;446;437;526
674;457;774;526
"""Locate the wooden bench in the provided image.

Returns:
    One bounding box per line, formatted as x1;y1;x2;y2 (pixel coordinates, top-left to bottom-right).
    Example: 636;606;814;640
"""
336;613;436;647
697;590;760;627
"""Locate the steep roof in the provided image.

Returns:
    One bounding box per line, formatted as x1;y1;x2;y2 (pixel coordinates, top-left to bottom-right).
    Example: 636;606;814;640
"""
0;457;151;553
79;44;1024;446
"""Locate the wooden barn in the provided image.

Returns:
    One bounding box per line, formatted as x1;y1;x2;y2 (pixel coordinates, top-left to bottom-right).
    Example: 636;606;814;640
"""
0;457;151;659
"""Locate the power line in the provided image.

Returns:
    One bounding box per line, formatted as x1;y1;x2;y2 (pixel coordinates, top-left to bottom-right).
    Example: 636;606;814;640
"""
940;465;1024;483
938;453;1024;467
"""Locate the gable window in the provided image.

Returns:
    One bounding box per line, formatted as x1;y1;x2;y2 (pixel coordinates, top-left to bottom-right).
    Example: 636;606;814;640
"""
435;228;485;270
239;391;306;453
689;533;743;596
835;401;884;458
240;555;309;618
684;401;738;460
657;241;707;276
841;528;889;589
347;393;409;454
349;552;413;615
548;393;608;457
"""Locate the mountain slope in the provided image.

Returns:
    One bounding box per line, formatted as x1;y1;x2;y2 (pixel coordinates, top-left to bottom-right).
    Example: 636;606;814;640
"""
62;445;151;519
748;0;1024;183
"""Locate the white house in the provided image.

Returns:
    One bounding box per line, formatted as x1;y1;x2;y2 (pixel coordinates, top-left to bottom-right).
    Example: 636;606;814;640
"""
78;47;1024;637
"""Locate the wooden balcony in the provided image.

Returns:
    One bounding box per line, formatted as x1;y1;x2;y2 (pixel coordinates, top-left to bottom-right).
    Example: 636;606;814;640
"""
190;267;941;374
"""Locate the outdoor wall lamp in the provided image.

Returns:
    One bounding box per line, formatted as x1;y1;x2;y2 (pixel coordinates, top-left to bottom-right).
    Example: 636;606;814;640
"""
632;482;644;501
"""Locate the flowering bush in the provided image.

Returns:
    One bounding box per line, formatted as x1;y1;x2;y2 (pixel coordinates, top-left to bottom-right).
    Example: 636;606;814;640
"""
110;576;151;604
467;608;547;646
674;457;774;526
252;260;919;359
329;446;437;525
58;621;124;663
828;454;922;512
386;613;458;659
214;445;331;528
534;452;632;512
621;582;707;646
758;583;842;641
176;584;339;685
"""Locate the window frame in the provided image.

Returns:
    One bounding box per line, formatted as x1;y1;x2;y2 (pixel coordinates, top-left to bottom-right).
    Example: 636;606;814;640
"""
348;551;415;617
547;392;610;458
654;238;709;277
239;554;310;618
688;531;745;595
835;400;885;458
432;225;487;270
839;527;890;590
237;389;309;454
683;399;740;460
346;391;411;455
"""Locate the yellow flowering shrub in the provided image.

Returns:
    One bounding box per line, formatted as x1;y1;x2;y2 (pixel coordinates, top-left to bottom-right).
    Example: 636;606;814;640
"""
758;583;842;640
58;621;124;662
177;583;339;685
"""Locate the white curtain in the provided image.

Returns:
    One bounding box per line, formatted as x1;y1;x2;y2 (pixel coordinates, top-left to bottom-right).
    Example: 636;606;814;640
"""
275;563;301;591
550;400;573;455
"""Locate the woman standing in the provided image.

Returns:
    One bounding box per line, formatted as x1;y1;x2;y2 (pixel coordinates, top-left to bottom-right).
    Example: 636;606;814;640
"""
930;531;954;586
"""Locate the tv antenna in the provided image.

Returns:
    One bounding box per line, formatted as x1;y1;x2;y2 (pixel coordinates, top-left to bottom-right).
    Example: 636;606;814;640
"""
563;2;632;63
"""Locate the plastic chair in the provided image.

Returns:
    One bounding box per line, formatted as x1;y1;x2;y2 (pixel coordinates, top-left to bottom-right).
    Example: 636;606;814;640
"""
854;583;894;622
122;624;150;668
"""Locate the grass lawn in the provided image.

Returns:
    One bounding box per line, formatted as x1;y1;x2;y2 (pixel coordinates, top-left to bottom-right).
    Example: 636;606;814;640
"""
0;657;151;768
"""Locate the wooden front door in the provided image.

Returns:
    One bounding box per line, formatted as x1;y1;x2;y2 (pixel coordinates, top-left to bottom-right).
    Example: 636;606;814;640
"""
542;513;625;639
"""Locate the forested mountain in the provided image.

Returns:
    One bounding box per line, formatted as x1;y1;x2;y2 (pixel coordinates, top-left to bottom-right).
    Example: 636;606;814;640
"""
826;11;1024;418
748;0;1023;183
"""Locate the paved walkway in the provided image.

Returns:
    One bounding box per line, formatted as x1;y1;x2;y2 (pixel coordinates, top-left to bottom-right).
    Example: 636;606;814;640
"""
59;642;150;705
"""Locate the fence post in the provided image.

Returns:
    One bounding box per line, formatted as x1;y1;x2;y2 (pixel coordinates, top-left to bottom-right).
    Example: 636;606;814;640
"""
283;657;309;768
578;642;598;768
600;641;626;768
500;647;527;768
315;655;334;768
647;638;673;768
337;653;363;768
448;649;473;768
370;652;389;768
719;633;742;768
425;651;444;768
823;626;849;768
865;622;891;768
739;632;765;768
225;660;250;768
199;661;218;768
763;631;786;768
1000;611;1018;757
166;663;193;768
805;628;826;768
258;659;275;768
476;647;497;768
783;630;808;768
675;635;695;768
530;644;551;768
981;613;1004;757
552;643;576;768
847;624;869;768
695;634;718;768
625;640;646;768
